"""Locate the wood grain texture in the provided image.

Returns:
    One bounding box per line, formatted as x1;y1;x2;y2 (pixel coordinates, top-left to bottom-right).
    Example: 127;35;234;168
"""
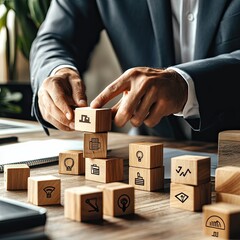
216;192;240;206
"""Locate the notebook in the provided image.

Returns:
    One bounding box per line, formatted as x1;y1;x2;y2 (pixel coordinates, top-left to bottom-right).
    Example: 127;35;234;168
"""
0;139;83;172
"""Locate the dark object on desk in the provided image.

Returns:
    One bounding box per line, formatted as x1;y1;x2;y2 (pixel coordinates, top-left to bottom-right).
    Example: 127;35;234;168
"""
0;136;18;145
0;197;47;236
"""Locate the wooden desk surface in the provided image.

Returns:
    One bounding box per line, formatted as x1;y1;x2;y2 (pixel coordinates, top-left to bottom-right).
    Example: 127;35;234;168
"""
0;119;218;240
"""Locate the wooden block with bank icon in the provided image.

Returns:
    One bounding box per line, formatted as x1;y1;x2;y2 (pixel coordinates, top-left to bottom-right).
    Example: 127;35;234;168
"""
83;132;108;158
64;186;103;222
28;175;61;206
4;164;30;190
97;182;134;217
74;107;112;133
59;150;85;175
85;157;124;183
203;202;240;239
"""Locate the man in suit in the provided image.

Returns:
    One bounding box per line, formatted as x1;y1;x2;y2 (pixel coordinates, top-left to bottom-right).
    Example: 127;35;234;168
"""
30;0;240;142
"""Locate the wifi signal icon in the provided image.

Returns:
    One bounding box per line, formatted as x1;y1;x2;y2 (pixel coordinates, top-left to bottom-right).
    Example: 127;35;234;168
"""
175;192;189;203
43;186;55;198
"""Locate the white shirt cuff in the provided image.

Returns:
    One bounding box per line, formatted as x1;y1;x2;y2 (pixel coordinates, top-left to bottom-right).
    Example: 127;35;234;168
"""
50;65;78;76
168;67;200;119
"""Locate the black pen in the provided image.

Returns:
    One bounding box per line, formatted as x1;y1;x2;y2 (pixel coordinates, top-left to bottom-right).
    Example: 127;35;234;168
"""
0;136;18;145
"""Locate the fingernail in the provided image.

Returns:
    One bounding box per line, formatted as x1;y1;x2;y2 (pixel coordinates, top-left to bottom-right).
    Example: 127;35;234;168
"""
66;112;71;120
69;122;75;129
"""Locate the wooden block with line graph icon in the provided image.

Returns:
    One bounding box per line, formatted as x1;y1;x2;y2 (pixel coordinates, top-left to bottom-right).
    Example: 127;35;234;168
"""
215;166;240;195
129;166;164;191
83;132;108;159
129;142;163;169
170;182;211;211
203;202;240;239
59;150;85;175
171;155;211;186
97;182;134;217
4;164;30;190
64;186;103;222
28;175;61;206
85;157;124;183
75;107;112;133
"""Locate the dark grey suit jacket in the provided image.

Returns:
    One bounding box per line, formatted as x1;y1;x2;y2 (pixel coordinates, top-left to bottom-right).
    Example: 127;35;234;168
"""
30;0;240;142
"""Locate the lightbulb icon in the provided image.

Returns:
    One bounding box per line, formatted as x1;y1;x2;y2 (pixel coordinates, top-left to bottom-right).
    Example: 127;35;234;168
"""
43;186;55;198
64;157;74;171
118;194;130;212
136;150;144;162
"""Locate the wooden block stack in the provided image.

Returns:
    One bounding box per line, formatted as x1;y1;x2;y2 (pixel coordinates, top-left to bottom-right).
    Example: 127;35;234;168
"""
218;130;240;168
215;166;240;205
170;155;211;211
203;202;240;239
75;107;124;183
128;142;164;191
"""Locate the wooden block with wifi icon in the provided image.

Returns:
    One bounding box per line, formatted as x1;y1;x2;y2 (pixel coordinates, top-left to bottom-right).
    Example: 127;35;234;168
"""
28;175;61;206
97;182;134;217
64;186;103;222
59;150;85;175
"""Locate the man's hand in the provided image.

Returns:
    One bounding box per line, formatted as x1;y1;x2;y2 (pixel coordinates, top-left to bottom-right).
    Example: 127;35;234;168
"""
90;67;187;128
38;68;87;131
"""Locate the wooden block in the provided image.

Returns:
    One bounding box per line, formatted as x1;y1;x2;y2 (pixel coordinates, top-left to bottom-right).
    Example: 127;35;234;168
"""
28;175;61;206
85;157;124;183
4;164;30;190
83;132;107;158
215;166;240;195
97;182;134;217
59;150;85;175
75;107;112;133
129;142;163;169
170;182;211;211
216;192;240;206
129;166;164;191
203;202;240;239
171;155;211;186
64;186;103;222
218;130;240;168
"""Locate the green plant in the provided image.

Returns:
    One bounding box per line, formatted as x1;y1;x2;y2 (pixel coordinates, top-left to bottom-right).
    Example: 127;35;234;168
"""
0;0;51;79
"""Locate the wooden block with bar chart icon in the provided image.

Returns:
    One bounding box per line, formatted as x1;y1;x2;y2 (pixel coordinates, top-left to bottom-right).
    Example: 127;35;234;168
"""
215;166;240;195
85;157;124;183
171;155;210;186
170;182;211;211
129;142;163;169
64;186;103;222
28;175;61;206
97;182;134;217
129;166;164;191
75;107;112;133
203;202;240;239
83;132;107;158
4;164;30;190
59;150;85;175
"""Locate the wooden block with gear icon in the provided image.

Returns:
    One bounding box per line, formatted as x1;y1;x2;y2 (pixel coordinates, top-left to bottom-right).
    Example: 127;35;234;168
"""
59;150;85;175
64;186;103;222
83;132;108;159
74;107;112;133
97;182;134;217
4;164;30;190
129;142;163;169
171;155;211;186
28;175;61;206
170;182;211;211
203;202;240;239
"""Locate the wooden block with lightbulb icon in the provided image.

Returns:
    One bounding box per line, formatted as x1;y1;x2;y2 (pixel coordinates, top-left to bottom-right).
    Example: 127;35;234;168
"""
97;182;134;217
64;186;103;222
74;107;112;133
129;142;163;169
59;150;85;175
28;175;61;206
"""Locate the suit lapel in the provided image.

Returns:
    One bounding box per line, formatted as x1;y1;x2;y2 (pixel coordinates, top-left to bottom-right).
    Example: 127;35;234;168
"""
147;0;175;67
194;0;229;59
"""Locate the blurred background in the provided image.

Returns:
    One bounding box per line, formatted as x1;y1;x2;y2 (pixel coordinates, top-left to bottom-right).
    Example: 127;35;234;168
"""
0;0;131;133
